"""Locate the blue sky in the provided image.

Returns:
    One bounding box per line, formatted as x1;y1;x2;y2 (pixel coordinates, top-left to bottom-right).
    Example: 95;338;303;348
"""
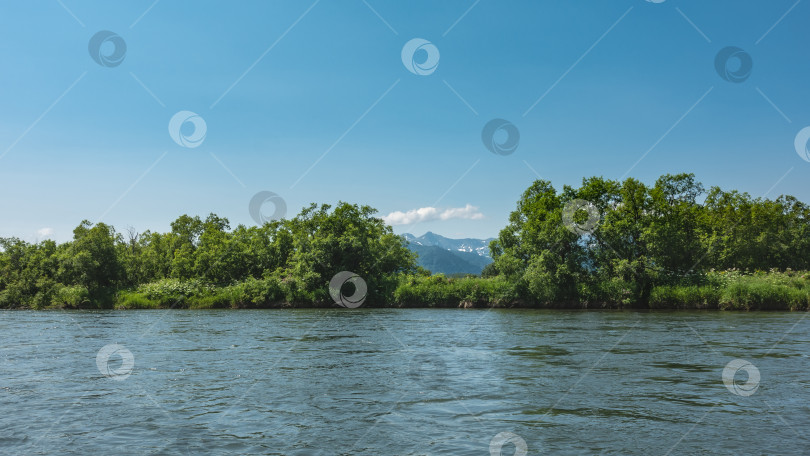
0;0;808;242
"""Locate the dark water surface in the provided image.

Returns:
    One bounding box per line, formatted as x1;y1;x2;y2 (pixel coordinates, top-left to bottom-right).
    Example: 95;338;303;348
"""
1;309;808;455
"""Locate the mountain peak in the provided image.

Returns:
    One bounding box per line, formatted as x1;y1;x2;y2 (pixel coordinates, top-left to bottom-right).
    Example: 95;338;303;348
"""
401;231;493;265
401;231;494;275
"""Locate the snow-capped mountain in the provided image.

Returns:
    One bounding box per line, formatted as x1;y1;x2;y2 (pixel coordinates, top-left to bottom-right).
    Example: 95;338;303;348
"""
402;232;495;275
402;232;494;258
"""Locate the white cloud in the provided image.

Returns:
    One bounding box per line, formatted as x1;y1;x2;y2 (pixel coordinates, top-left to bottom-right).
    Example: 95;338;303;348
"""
37;227;54;238
383;204;484;225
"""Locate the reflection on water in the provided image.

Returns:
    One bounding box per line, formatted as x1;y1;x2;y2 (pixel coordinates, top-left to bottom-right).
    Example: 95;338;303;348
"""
1;309;808;455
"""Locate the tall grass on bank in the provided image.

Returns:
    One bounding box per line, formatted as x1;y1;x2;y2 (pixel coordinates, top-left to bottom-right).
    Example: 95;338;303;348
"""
102;270;810;311
648;270;810;310
114;276;329;310
392;274;518;308
714;270;810;310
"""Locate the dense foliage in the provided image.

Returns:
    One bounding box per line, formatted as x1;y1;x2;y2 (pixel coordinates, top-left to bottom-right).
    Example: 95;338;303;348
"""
487;173;810;307
1;174;808;310
0;203;415;309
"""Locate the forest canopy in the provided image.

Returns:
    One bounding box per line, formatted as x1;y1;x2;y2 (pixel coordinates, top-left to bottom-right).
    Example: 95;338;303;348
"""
1;173;808;310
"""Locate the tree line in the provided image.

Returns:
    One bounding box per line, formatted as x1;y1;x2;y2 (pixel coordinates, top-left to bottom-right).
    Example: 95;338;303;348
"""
486;173;809;307
1;173;808;309
0;203;414;308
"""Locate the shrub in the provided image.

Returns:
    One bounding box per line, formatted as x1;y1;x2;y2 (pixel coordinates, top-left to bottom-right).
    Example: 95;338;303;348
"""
133;278;213;307
50;285;91;309
649;285;720;309
392;275;517;307
115;291;159;309
239;276;285;307
0;284;24;309
715;271;810;310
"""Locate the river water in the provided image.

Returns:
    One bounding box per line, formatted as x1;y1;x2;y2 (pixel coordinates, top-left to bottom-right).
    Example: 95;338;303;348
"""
1;309;808;455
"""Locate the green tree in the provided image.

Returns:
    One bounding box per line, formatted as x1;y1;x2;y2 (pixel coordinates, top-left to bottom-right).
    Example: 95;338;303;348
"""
56;221;123;303
490;180;586;304
278;202;416;303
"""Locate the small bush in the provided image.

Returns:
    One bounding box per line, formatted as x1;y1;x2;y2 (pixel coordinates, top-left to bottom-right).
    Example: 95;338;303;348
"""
115;291;159;309
226;276;285;308
137;278;210;299
393;275;517;307
50;285;91;309
649;285;720;309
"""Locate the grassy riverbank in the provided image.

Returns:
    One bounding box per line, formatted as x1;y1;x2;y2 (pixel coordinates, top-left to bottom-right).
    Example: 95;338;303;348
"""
78;270;807;311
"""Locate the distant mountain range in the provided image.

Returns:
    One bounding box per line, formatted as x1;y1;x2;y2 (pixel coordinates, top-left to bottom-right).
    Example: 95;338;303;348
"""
402;232;494;276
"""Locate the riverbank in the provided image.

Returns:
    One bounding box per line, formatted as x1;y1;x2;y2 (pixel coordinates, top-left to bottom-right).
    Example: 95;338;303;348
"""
4;176;810;313
17;270;806;311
